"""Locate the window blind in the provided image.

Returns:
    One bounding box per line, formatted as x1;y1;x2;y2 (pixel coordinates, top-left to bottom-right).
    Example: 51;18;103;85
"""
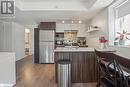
117;0;130;18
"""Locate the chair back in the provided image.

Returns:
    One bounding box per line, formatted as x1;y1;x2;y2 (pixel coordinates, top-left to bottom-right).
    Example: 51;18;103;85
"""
95;49;115;62
114;54;130;87
95;49;129;87
114;54;130;70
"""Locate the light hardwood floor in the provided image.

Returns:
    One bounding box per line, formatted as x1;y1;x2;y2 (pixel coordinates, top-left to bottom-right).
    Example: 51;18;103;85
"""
14;56;97;87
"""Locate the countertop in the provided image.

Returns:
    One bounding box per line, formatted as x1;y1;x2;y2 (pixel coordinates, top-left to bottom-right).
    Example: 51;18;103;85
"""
54;47;116;52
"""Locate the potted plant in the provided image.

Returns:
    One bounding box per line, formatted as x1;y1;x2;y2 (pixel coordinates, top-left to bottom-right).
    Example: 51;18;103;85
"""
99;36;108;49
115;30;130;45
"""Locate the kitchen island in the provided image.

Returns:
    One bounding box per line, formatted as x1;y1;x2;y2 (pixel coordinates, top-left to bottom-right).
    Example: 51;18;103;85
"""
54;47;96;83
54;47;115;83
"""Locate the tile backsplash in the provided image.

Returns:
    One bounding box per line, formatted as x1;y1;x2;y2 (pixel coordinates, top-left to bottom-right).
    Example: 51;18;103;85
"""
64;31;77;43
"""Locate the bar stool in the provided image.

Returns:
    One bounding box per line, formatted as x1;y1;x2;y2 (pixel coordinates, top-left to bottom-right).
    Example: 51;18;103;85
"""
95;50;129;87
114;54;130;87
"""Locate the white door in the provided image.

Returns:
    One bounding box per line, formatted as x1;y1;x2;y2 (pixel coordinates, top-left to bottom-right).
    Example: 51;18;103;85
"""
0;22;4;51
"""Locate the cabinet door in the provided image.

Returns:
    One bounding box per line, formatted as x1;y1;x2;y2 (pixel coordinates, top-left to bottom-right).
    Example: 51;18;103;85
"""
56;24;64;32
71;52;97;83
39;22;56;29
65;24;71;30
4;22;12;51
71;24;78;30
56;24;72;32
71;52;83;82
0;22;12;51
0;22;4;51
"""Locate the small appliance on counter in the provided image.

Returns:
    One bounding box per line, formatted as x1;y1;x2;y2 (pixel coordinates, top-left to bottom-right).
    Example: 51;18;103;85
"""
55;32;65;47
56;40;64;47
64;40;78;46
77;37;88;47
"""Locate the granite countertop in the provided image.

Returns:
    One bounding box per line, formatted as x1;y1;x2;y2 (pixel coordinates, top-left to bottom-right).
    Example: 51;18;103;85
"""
54;47;116;52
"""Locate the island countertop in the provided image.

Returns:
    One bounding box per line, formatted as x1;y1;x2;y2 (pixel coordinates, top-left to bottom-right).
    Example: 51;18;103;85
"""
54;47;116;52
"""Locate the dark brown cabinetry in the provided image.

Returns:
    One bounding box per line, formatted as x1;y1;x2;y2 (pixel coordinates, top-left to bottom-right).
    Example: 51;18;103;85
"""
55;52;97;83
38;22;56;30
34;28;39;63
55;33;64;47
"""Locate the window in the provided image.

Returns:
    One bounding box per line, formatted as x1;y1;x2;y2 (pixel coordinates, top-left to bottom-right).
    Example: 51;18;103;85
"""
115;14;130;46
114;1;130;47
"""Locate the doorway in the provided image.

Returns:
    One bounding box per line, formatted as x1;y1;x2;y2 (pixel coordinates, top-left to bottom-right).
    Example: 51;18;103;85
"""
25;29;30;56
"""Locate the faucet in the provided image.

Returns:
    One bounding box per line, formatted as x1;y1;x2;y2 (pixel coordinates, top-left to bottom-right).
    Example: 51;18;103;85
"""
70;41;73;48
70;39;75;48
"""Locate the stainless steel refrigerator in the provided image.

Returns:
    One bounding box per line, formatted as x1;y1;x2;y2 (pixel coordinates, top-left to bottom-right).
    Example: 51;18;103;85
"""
39;30;55;63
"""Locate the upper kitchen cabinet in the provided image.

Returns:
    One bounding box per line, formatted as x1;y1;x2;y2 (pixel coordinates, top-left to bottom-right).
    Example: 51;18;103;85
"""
56;24;65;32
56;24;72;32
65;24;72;30
56;23;87;37
38;22;56;30
71;24;79;30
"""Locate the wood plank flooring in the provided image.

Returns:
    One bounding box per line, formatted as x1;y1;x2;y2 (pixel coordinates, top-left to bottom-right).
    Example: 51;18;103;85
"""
14;55;97;87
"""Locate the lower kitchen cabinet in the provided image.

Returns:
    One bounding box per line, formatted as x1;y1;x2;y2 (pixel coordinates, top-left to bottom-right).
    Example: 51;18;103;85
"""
55;52;97;83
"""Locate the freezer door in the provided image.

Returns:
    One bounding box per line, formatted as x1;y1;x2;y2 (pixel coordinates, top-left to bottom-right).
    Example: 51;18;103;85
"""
39;42;54;63
39;30;55;41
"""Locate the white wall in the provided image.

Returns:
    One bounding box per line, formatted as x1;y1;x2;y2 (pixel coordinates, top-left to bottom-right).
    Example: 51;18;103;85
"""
12;22;25;61
87;8;108;48
30;29;34;55
0;21;25;61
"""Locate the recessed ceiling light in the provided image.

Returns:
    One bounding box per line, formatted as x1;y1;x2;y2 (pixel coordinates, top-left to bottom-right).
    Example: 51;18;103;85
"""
62;21;65;23
79;20;82;24
72;21;74;23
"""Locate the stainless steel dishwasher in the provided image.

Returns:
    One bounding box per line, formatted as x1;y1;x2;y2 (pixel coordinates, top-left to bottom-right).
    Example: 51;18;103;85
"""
57;60;71;87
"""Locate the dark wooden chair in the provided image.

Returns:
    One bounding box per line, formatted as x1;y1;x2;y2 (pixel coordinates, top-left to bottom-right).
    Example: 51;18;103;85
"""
114;54;130;87
95;50;129;87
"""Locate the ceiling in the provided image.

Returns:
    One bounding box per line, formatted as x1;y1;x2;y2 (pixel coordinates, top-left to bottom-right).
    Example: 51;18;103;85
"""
0;0;114;28
20;0;91;2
